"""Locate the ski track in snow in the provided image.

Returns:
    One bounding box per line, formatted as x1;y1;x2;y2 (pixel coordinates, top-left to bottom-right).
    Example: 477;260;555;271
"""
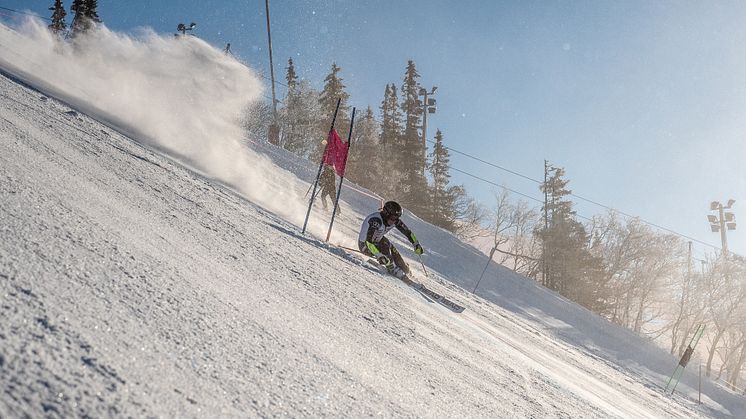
1;65;745;416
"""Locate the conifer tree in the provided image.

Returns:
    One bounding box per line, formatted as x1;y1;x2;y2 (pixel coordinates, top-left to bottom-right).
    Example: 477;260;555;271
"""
399;60;428;216
48;0;67;35
427;129;456;230
282;58;302;153
70;0;87;28
379;84;402;148
538;165;605;310
285;58;297;90
346;106;382;190
70;0;101;36
86;0;100;23
279;59;320;158
377;83;403;199
318;63;350;143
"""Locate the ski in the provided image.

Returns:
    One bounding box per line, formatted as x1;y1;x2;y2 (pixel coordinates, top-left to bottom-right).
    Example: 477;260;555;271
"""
364;258;465;313
411;281;465;313
330;244;465;313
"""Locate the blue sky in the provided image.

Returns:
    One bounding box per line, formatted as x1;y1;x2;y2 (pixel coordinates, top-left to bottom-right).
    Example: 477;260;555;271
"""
3;0;745;258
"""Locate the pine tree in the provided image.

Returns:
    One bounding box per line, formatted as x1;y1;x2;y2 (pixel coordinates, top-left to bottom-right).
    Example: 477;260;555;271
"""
48;0;67;35
538;165;605;310
85;0;101;23
71;0;87;25
282;58;303;153
427;129;457;230
346;107;382;190
399;60;429;216
70;0;101;36
539;165;574;291
70;0;89;36
285;58;297;90
279;59;320;158
377;83;403;199
317;63;350;160
380;84;402;148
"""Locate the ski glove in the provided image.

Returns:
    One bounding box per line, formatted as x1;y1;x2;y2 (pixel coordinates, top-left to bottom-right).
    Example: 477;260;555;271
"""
377;255;392;267
414;242;424;255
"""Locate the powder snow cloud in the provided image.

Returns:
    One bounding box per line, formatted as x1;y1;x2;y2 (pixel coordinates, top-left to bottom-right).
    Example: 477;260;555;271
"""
0;19;312;224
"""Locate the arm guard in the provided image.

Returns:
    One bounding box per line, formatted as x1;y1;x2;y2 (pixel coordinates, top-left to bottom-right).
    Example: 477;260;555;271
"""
395;220;417;245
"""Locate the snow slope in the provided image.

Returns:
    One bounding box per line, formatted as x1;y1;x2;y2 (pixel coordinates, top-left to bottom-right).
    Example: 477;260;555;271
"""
2;20;746;417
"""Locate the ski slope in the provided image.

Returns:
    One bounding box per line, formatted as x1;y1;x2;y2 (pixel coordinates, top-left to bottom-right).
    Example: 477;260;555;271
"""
1;19;746;417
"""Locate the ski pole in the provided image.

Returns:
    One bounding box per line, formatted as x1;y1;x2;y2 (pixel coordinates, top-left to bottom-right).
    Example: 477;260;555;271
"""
418;255;429;278
337;245;362;254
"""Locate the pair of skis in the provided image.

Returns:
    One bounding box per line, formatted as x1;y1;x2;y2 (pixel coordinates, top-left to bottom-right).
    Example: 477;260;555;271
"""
335;245;465;313
363;258;465;313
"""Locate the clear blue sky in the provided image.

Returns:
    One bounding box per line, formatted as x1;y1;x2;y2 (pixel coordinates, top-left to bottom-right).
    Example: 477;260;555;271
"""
3;0;745;258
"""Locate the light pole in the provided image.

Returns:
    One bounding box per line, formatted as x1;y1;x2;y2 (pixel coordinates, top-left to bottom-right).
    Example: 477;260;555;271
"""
176;22;196;37
707;199;736;257
418;86;437;148
418;86;437;179
265;0;279;145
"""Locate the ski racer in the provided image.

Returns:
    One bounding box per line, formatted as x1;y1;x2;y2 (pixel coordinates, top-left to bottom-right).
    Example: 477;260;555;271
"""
358;201;424;278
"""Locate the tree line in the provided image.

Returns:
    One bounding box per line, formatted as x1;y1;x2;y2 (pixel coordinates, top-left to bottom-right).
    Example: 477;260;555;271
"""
48;0;101;37
485;164;746;392
255;58;481;234
258;57;746;391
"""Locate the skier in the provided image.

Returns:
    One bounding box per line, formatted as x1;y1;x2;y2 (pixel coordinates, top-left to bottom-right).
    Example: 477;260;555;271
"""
358;201;424;278
318;165;337;211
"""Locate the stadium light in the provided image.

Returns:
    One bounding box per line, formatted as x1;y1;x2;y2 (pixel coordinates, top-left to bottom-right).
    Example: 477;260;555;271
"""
176;22;196;36
708;200;736;257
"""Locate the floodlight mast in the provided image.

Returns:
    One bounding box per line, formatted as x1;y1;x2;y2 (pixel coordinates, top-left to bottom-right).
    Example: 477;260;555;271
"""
176;22;196;36
708;200;736;257
418;85;438;160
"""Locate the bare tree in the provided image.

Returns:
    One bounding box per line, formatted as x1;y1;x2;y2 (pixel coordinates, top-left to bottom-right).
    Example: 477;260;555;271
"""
590;214;684;330
663;248;710;356
729;337;746;390
703;256;746;378
452;186;487;241
483;189;541;277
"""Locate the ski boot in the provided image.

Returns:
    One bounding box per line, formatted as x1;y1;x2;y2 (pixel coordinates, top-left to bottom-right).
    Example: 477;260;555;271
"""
387;265;408;280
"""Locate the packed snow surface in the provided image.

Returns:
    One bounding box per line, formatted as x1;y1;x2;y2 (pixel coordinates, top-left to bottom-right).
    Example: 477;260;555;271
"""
1;19;746;417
